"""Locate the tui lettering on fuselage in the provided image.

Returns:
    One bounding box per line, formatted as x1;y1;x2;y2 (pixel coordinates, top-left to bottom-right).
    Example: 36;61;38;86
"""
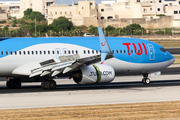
123;43;147;55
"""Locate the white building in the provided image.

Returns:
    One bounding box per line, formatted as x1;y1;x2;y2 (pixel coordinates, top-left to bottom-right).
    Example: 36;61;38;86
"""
0;1;20;18
154;0;180;27
97;0;156;21
20;0;54;19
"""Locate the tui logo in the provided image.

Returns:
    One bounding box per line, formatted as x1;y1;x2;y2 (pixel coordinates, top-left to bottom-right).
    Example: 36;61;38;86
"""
101;41;106;46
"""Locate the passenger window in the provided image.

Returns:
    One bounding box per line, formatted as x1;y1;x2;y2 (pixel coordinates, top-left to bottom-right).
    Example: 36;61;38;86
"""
92;50;94;54
84;50;86;54
57;50;59;54
32;51;34;55
68;50;71;54
124;50;126;53
28;51;30;55
52;51;55;54
100;50;101;53
120;50;122;53
64;50;66;54
6;51;8;55
138;50;140;53
1;51;3;55
36;51;38;55
19;51;21;55
116;50;119;54
76;50;78;54
135;50;137;53
112;50;114;54
23;51;26;55
88;50;90;54
128;50;130;54
44;51;46;54
72;50;74;54
10;51;13;55
131;50;133;53
40;51;42;55
48;51;50;54
96;50;98;54
15;51;17;55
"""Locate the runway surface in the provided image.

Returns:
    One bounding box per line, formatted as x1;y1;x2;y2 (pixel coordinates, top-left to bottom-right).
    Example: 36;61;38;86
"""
165;48;180;55
0;64;180;110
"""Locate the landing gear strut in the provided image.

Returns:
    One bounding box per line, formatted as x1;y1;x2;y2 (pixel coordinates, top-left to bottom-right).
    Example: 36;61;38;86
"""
142;73;151;84
41;79;56;90
6;78;21;89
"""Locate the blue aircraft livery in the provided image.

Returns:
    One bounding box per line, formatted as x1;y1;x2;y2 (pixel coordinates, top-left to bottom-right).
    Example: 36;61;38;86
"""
0;27;174;90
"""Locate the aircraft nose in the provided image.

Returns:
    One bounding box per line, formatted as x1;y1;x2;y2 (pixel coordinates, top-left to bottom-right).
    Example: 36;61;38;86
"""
167;52;175;65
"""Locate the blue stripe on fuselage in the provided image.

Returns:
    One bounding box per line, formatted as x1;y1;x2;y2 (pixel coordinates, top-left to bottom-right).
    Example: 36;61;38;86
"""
0;37;172;63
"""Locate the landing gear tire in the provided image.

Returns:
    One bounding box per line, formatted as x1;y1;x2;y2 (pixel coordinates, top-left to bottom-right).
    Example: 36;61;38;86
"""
41;80;48;90
6;81;10;89
41;80;56;90
13;79;21;89
47;80;56;90
142;78;150;84
6;79;21;89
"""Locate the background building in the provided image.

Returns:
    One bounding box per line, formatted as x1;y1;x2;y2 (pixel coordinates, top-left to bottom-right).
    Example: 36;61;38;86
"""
0;1;20;19
48;0;173;29
48;0;97;26
0;0;178;28
0;4;8;20
20;0;55;19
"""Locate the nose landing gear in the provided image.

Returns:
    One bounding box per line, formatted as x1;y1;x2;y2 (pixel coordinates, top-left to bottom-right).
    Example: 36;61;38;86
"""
142;73;151;84
142;78;150;84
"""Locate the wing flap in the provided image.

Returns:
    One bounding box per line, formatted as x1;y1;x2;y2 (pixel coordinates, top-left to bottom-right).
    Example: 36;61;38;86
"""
29;53;113;78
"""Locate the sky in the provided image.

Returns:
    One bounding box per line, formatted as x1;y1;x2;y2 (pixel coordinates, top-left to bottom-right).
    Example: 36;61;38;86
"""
0;0;116;4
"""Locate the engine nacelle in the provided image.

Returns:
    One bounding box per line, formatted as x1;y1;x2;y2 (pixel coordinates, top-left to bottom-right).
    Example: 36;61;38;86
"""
73;64;115;84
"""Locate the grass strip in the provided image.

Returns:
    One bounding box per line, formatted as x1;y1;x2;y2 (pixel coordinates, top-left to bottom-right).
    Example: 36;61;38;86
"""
155;41;180;48
174;56;180;64
0;101;180;120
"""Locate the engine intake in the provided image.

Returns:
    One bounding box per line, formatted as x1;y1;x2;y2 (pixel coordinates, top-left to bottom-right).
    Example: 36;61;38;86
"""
73;64;115;84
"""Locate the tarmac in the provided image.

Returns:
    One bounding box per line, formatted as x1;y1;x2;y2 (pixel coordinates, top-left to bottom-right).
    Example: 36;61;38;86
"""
0;72;180;110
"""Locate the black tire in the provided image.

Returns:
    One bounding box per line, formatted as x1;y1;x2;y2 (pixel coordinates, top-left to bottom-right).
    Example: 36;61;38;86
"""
48;80;56;90
142;78;150;84
9;79;15;89
14;79;21;89
142;78;146;84
41;80;48;90
45;80;50;89
6;81;11;89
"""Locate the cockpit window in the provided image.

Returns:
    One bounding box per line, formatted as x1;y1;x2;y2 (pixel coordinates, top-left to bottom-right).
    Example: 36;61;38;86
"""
160;47;166;52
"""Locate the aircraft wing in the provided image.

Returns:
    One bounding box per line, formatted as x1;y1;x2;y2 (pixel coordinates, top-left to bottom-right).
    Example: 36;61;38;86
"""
12;27;113;78
29;54;113;78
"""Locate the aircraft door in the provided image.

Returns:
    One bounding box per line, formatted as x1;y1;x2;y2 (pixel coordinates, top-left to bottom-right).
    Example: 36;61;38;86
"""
147;44;155;61
55;48;61;59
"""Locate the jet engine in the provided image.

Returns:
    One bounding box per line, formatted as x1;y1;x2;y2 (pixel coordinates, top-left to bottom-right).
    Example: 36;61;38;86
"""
73;64;115;84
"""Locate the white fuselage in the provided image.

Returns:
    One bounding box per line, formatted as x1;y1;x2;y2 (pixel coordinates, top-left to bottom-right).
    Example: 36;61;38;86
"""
0;43;174;77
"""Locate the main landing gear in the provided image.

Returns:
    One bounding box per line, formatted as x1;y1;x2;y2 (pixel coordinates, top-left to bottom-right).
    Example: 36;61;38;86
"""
6;78;21;89
142;73;151;84
41;79;56;90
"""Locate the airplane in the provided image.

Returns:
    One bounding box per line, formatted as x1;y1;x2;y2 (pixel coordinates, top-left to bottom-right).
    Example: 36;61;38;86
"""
0;27;175;90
